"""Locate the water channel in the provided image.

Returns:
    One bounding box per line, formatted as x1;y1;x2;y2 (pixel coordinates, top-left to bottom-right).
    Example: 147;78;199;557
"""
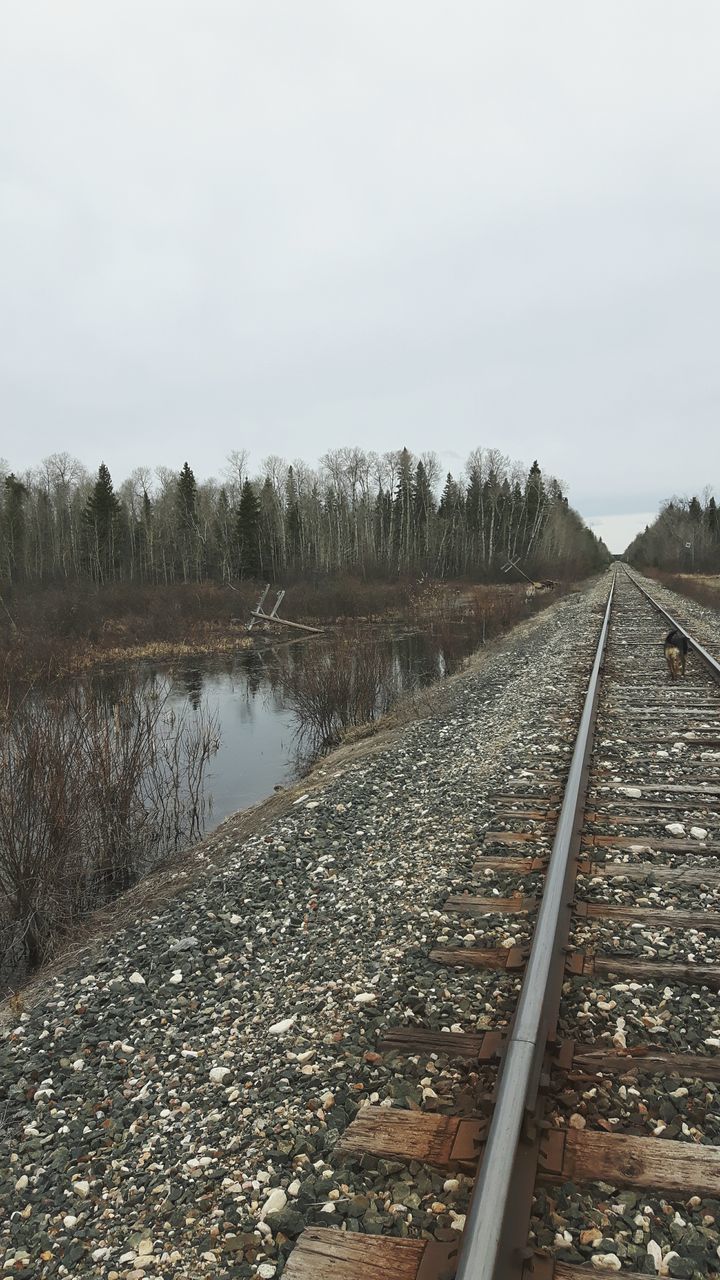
145;624;479;830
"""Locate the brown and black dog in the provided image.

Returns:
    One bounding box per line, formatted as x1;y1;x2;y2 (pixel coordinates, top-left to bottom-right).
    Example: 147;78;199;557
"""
664;629;688;679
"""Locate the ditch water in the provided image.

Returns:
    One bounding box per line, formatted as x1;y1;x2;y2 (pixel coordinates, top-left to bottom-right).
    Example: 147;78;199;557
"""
137;624;479;832
1;622;493;993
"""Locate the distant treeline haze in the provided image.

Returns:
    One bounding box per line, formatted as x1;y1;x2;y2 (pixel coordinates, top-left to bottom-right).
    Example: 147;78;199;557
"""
0;446;608;586
627;493;720;572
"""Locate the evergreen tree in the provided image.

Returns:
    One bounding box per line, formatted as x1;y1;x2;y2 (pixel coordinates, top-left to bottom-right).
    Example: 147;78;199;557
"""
465;466;482;533
412;460;434;564
140;489;154;579
176;461;200;580
2;473;28;581
176;462;197;529
438;473;460;519
237;479;261;578
285;465;302;567
392;447;414;568
524;460;545;552
84;463;121;582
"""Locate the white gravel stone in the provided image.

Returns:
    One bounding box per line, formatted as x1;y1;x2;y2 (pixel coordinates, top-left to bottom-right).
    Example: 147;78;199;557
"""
209;1066;232;1084
690;826;709;840
128;971;146;985
260;1187;287;1218
646;1240;663;1272
268;1015;296;1035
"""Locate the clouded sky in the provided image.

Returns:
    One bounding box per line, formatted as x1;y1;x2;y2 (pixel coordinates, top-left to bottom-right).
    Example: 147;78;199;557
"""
2;3;719;552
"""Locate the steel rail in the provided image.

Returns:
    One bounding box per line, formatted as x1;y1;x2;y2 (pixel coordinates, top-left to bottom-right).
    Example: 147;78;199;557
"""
454;574;616;1280
622;566;720;685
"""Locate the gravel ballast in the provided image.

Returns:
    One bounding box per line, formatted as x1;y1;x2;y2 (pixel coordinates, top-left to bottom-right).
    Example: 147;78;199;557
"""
1;579;608;1279
4;569;719;1280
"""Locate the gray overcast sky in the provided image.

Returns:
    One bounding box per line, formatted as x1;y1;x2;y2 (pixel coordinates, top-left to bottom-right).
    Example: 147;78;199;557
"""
2;2;719;551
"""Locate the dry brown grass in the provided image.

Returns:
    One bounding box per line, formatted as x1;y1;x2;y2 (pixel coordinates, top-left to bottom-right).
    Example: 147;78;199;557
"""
644;570;720;612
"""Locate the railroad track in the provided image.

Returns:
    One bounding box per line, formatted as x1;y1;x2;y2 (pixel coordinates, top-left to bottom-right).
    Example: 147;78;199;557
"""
284;567;720;1280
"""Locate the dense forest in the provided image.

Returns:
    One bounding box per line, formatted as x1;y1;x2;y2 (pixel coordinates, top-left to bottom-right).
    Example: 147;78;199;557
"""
0;446;608;587
627;493;720;572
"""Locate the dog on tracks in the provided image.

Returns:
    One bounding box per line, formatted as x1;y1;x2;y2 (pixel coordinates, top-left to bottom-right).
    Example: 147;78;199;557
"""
664;629;688;679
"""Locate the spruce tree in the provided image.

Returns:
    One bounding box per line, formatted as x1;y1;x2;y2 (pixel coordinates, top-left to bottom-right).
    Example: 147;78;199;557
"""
2;473;28;581
392;447;414;568
412;460;434;564
177;462;197;527
84;463;121;581
237;479;261;578
285;465;302;566
465;466;481;532
176;462;199;580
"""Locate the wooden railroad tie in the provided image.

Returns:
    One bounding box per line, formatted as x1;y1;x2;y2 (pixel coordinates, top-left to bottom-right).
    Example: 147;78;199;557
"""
441;894;720;932
485;829;720;854
575;859;720;886
566;950;720;989
333;1109;720;1195
582;810;720;825
378;1026;720;1083
472;857;720;885
582;833;720;854
590;778;720;794
429;942;720;990
283;1228;642;1280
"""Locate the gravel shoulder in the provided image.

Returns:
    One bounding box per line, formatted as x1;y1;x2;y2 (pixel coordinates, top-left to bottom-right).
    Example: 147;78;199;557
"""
631;569;720;660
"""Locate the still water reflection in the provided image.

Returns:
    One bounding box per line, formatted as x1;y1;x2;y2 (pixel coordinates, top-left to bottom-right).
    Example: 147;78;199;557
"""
139;626;474;830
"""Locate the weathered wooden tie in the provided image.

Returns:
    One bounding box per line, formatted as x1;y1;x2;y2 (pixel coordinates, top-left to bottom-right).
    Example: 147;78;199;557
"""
576;859;720;886
429;945;527;970
283;1228;641;1280
443;893;719;931
583;834;720;854
584;809;720;825
472;855;547;874
335;1109;720;1193
378;1026;720;1081
377;1028;504;1065
574;901;720;931
430;943;720;990
546;1129;720;1196
441;893;538;916
590;780;720;795
282;1228;453;1280
571;1047;720;1082
567;951;720;989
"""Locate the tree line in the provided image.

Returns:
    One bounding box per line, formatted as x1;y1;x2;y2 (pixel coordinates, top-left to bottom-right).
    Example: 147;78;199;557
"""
0;445;609;587
627;492;720;572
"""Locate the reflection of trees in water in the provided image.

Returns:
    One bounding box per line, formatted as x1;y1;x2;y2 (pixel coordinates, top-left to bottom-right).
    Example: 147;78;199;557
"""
279;618;489;760
237;648;266;696
179;667;204;711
